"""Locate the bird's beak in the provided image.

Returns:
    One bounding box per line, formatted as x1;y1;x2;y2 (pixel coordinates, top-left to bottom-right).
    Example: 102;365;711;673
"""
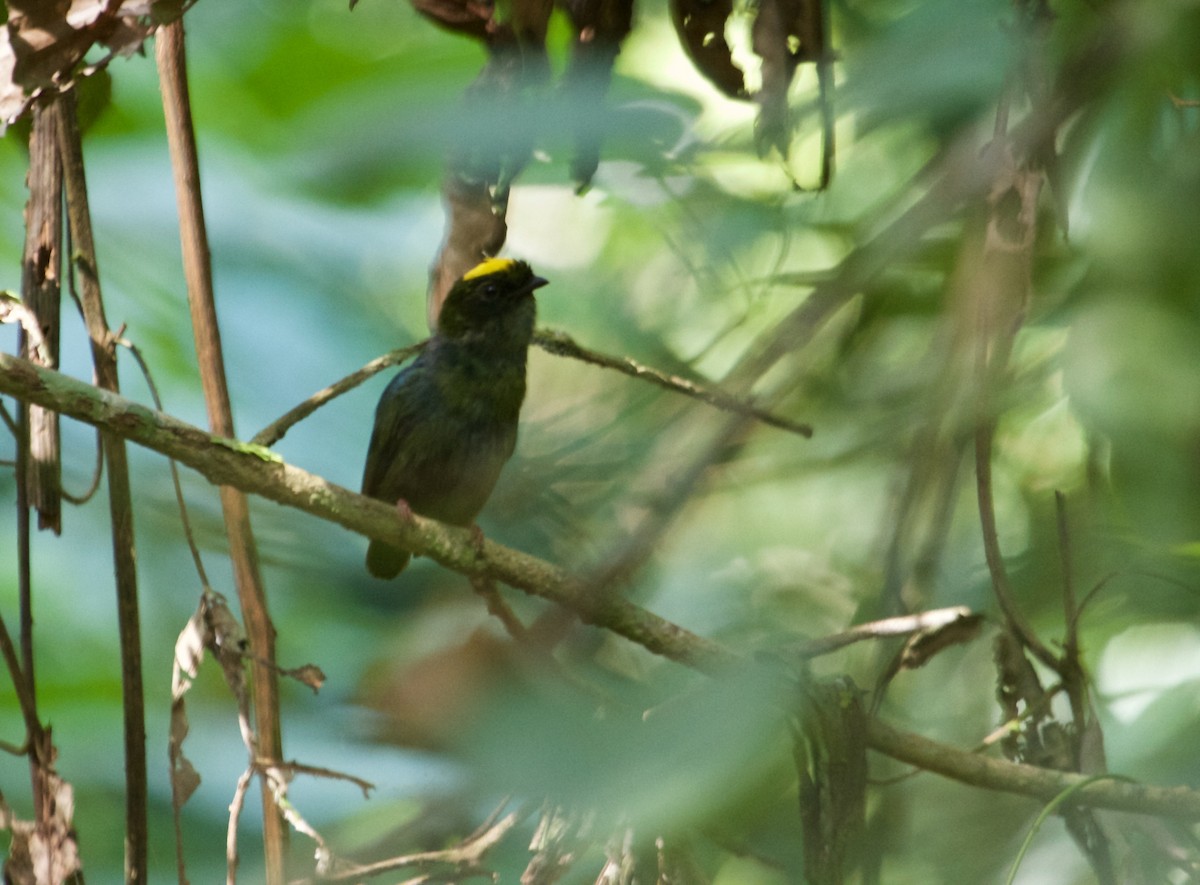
521;275;549;296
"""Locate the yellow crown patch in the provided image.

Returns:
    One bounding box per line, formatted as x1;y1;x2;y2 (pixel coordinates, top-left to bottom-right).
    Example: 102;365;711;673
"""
463;257;518;281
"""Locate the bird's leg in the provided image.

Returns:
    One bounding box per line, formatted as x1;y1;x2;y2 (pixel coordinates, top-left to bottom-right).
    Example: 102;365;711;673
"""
468;523;487;561
392;499;421;563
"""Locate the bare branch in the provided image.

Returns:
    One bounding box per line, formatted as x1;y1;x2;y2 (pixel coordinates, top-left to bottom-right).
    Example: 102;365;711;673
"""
532;328;813;438
0;351;736;675
6;351;1200;829
251;344;424;447
867;718;1200;820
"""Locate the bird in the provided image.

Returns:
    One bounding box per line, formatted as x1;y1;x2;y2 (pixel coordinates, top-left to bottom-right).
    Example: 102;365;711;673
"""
361;257;547;579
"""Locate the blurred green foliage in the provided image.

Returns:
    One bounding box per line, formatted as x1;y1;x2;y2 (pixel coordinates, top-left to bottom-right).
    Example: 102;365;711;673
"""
1;0;1199;881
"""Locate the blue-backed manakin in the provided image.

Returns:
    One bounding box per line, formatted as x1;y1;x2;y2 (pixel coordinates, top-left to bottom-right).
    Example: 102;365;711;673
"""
361;258;547;579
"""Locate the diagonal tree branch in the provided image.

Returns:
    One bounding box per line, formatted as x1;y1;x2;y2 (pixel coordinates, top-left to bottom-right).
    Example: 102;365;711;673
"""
867;718;1200;819
3;350;1200;824
0;350;735;675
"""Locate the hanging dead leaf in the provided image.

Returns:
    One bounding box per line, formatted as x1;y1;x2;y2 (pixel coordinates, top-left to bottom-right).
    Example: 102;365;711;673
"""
5;0;159;89
282;663;327;694
751;0;832;183
172;596;210;698
0;0;174;130
560;0;634;190
170;594;212;820
0;775;82;885
898;610;984;670
169;734;201;806
409;0;496;41
513;0;554;45
752;0;796;158
0;291;51;364
669;0;746;99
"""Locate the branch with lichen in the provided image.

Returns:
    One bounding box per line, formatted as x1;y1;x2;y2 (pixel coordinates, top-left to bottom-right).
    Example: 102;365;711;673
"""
0;350;731;673
3;350;1200;823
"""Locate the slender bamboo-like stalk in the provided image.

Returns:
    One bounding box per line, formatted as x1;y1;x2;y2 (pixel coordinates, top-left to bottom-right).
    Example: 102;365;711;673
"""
155;20;286;882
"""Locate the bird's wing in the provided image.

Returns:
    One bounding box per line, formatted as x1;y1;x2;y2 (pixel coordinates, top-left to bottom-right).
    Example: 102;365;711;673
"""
360;362;433;498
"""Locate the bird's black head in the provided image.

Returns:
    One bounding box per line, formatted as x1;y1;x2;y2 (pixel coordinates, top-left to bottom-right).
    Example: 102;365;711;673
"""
437;258;547;345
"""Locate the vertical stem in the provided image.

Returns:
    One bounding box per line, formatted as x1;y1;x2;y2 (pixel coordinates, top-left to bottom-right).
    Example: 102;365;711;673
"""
1055;490;1077;655
21;98;63;534
13;383;42;821
155;20;286;882
1055;490;1088;747
16;100;65;832
57;90;148;883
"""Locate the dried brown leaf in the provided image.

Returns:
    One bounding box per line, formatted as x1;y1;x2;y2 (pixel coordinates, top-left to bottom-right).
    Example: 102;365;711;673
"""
0;292;52;363
750;0;834;186
560;0;633;190
898;611;984;670
1;0;166;129
170;596;209;817
282;663;327;694
0;776;82;885
751;0;822;156
669;0;746;99
513;0;553;44
6;0;154;85
172;597;210;699
171;746;201;806
410;0;495;41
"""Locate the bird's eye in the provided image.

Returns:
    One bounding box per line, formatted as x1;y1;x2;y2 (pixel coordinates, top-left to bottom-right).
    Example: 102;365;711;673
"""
482;283;500;300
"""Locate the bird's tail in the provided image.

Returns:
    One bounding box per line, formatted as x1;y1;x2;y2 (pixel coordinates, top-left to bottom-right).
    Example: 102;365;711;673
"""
366;541;410;580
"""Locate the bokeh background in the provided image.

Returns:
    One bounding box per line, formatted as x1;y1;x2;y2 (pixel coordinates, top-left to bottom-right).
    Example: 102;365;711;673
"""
1;0;1199;881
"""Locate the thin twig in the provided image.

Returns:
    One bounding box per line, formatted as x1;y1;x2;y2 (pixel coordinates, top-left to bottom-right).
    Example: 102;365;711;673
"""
251;344;424;447
470;575;530;641
251;324;812;452
14;390;34;738
0;399;18;438
305;807;528;883
974;422;1058;671
0;610;39;755
115;334;210;586
57;429;103;505
1056;490;1078;662
868;718;1200;819
228;766;255;885
273;759;374;799
785;606;981;659
533;328;813;438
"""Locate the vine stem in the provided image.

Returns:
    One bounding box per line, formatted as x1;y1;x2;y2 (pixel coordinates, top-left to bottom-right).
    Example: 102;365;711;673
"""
57;88;148;882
